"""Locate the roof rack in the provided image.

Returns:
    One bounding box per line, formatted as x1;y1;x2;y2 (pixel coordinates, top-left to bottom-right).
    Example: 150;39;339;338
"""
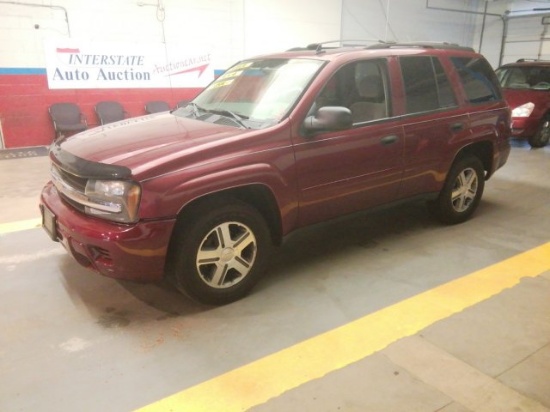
287;39;382;53
287;40;475;54
367;42;474;52
516;58;550;63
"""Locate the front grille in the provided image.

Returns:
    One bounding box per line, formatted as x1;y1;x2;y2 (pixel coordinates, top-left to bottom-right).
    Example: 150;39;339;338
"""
53;164;87;192
62;195;86;213
51;163;87;213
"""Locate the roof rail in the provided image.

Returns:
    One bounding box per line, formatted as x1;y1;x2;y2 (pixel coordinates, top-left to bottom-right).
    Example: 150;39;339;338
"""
308;39;382;48
367;42;474;52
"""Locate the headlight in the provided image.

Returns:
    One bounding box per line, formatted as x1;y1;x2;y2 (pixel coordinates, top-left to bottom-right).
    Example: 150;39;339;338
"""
511;102;534;118
84;179;141;223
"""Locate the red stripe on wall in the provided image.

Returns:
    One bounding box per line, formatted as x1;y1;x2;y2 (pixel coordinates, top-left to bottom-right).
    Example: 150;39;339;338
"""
0;73;201;148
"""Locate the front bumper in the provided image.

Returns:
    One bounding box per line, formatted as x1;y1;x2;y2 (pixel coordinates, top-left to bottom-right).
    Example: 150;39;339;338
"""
40;182;176;282
511;117;539;138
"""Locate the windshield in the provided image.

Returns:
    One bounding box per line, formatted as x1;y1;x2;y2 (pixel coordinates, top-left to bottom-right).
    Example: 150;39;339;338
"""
174;58;324;129
496;66;550;91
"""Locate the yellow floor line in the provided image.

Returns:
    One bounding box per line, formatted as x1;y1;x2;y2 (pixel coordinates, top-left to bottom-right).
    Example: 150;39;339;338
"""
0;218;42;234
136;241;550;412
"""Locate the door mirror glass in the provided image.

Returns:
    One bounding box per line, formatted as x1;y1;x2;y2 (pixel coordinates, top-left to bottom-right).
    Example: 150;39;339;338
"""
304;106;352;132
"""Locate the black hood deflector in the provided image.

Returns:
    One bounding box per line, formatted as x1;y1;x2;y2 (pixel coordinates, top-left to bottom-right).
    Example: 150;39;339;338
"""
50;141;132;179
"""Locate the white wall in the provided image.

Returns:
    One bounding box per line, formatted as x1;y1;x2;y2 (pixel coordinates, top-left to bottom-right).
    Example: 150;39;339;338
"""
472;1;509;68
243;0;342;56
341;0;479;47
340;0;550;68
0;0;342;71
1;0;548;71
0;2;67;68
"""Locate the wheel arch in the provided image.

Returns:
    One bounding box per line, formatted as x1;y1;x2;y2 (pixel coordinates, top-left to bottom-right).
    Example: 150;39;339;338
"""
164;184;283;276
455;141;494;179
527;111;550;148
164;187;279;304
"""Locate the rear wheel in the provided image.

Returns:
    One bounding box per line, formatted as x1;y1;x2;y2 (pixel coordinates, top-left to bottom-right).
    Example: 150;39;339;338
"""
528;116;550;148
430;155;485;225
167;198;272;305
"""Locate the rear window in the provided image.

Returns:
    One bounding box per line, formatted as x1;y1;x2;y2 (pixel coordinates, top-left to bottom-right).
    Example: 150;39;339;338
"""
451;57;502;104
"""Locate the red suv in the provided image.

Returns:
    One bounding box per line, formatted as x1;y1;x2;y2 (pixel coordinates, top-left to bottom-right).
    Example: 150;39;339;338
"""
40;42;511;305
496;59;550;147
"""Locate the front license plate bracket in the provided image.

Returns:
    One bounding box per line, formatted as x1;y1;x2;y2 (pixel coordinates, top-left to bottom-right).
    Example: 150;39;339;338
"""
42;205;59;241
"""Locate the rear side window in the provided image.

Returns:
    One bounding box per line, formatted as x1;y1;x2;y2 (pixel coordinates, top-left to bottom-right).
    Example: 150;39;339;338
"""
451;57;502;103
400;56;457;114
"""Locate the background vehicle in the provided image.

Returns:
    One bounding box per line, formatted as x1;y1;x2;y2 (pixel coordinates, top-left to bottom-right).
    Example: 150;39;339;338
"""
496;59;550;148
40;42;511;305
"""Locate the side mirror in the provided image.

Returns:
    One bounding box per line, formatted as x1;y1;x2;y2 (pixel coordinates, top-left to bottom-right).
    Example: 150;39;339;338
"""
303;106;352;132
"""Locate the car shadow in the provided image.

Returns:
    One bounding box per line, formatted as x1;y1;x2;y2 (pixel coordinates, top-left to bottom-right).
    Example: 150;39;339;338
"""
58;196;506;324
58;255;210;328
263;200;439;285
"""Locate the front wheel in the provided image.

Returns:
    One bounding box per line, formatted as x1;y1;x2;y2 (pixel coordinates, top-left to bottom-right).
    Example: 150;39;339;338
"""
167;198;272;305
429;155;485;225
528;116;550;148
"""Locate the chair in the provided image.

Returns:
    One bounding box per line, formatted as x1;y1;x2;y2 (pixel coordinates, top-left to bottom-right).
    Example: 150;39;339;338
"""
95;101;127;125
350;75;387;123
145;100;170;114
49;103;88;140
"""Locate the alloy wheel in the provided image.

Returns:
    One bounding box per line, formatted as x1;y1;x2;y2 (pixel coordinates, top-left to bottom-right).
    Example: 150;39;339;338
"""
451;167;478;213
196;221;257;289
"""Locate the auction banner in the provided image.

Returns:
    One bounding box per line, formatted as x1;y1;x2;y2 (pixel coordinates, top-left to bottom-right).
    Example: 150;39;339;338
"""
43;39;214;89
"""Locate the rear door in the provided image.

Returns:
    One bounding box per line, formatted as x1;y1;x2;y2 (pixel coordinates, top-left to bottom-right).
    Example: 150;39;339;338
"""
397;55;471;198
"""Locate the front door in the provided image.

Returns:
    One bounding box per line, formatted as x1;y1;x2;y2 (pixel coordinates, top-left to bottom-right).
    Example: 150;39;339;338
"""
292;59;405;227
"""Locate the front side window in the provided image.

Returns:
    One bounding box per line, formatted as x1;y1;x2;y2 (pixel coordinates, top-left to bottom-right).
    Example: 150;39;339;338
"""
175;58;324;129
314;59;390;124
400;56;457;114
451;57;502;103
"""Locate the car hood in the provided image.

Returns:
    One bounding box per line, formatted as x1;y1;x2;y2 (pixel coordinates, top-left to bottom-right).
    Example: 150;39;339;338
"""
502;88;549;110
55;112;249;179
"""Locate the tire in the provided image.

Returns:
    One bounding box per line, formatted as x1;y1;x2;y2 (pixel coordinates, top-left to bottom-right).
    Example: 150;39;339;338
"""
430;155;485;225
528;116;550;148
167;197;272;305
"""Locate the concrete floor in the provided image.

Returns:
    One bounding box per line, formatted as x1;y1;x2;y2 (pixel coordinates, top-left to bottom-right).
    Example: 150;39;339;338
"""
0;140;549;412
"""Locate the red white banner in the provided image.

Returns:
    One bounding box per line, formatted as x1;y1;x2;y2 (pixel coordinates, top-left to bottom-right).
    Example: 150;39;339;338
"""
44;39;214;89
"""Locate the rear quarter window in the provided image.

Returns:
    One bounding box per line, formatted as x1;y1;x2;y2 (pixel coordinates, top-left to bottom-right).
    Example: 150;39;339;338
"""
451;57;502;104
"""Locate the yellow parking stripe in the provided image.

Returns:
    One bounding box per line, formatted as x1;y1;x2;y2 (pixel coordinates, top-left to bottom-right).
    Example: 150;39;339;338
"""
0;218;42;234
136;242;550;412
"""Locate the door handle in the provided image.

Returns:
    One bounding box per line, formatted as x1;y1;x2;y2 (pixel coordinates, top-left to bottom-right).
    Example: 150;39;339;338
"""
380;135;399;145
450;122;464;132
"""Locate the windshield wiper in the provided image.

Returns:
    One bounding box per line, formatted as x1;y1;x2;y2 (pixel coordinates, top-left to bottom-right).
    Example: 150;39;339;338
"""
184;103;249;128
186;102;206;118
206;108;249;129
